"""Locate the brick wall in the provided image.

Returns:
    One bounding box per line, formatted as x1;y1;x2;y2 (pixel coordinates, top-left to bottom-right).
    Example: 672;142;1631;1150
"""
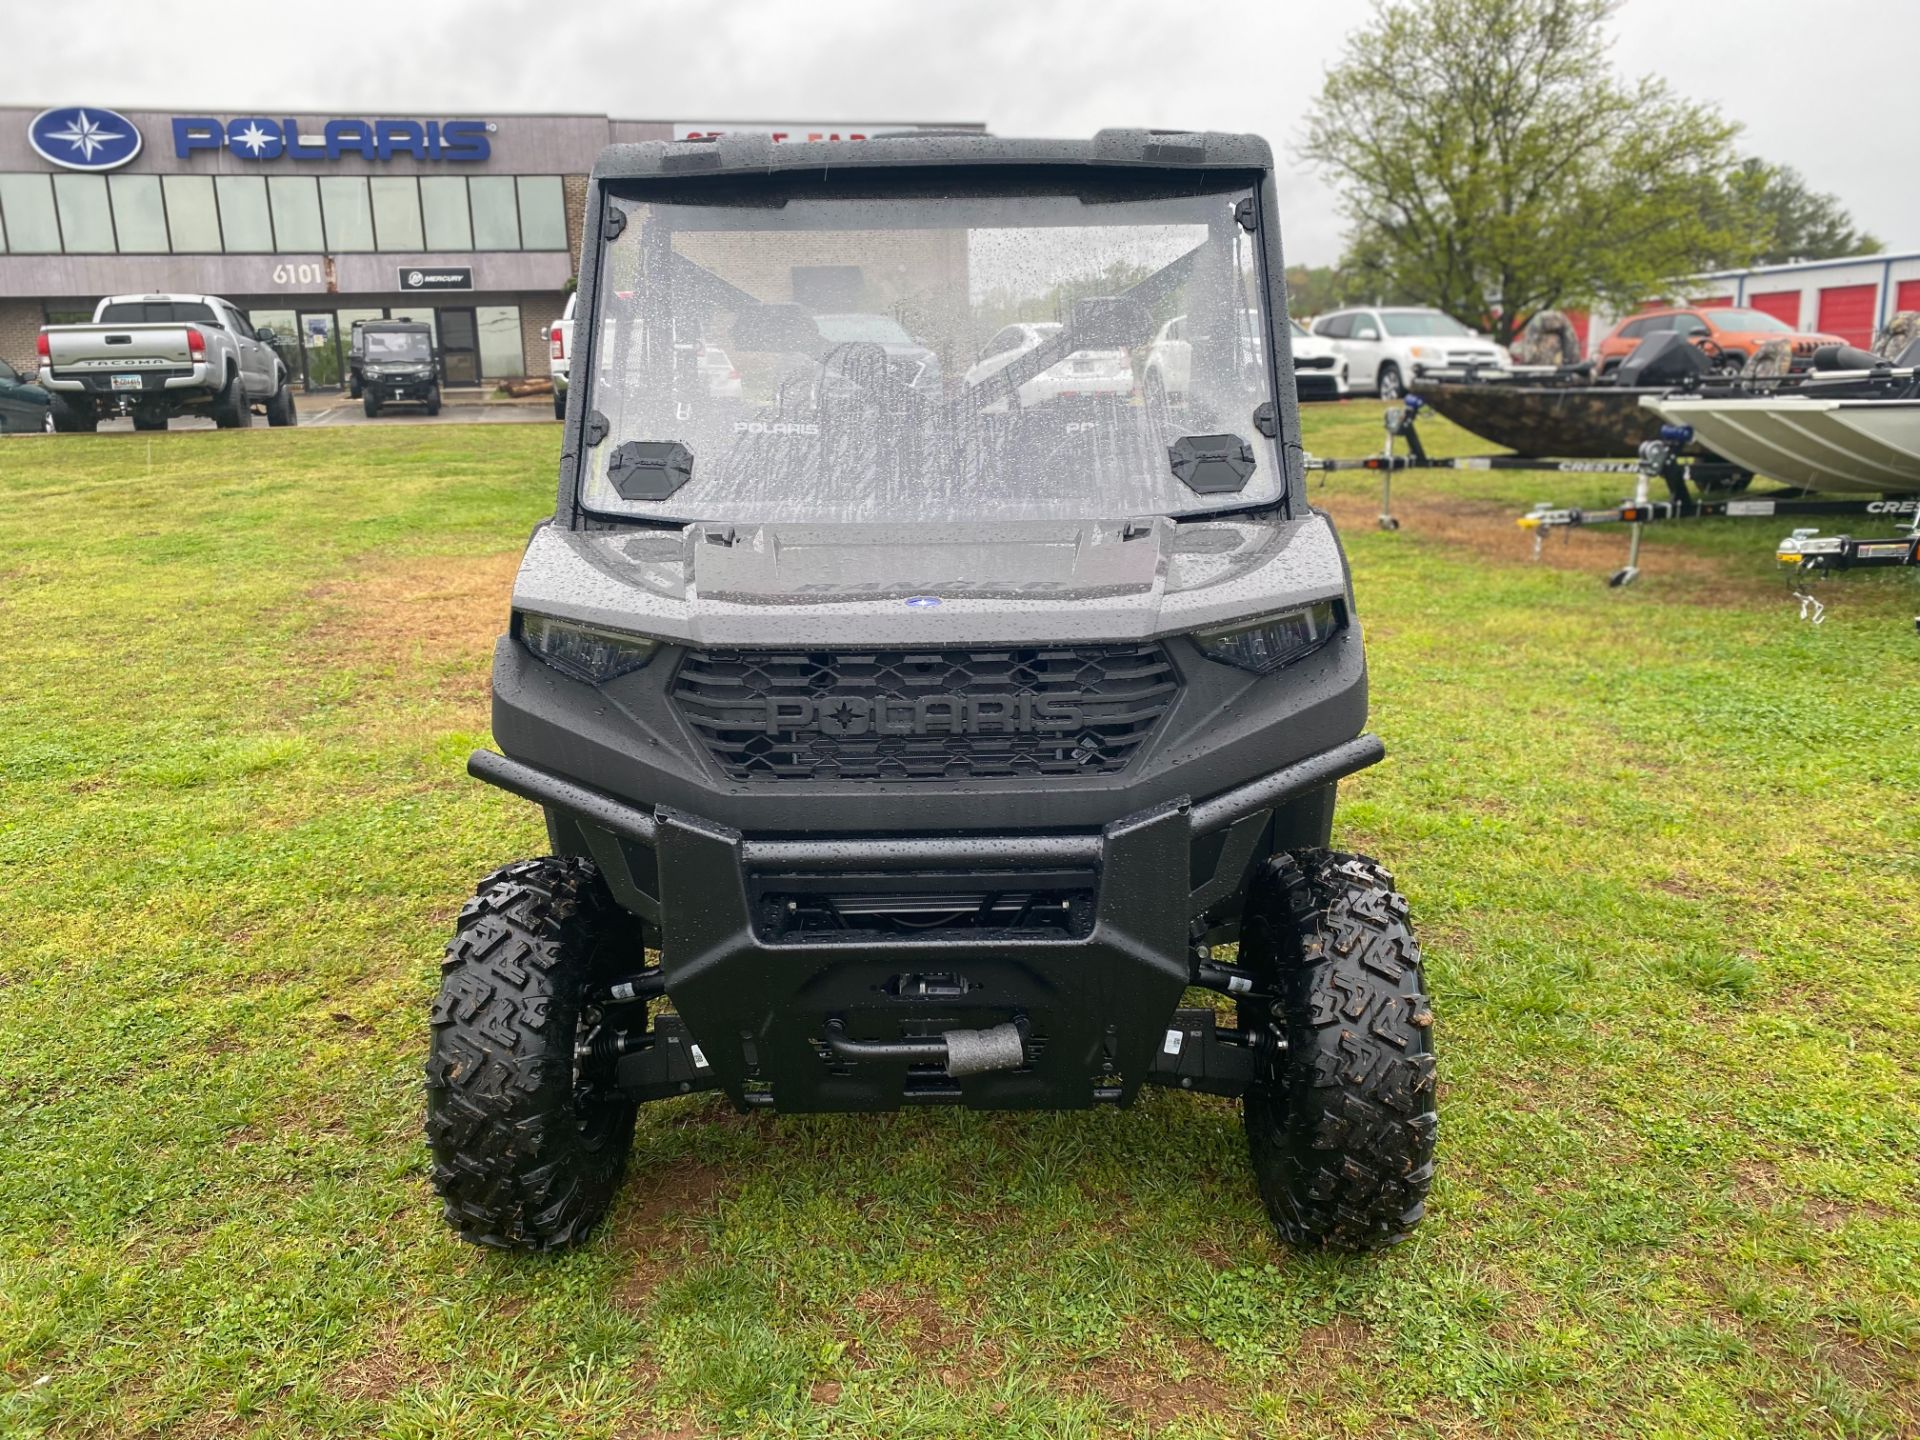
518;301;554;379
564;174;588;278
0;299;43;376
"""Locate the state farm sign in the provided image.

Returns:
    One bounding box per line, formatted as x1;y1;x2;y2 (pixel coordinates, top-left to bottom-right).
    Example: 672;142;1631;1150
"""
672;123;943;143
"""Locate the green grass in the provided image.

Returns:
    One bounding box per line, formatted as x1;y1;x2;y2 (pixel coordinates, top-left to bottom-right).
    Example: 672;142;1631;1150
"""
2;408;1916;1438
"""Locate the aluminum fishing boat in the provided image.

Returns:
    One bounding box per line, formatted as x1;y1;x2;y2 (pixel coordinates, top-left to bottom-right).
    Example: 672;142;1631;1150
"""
1645;387;1920;495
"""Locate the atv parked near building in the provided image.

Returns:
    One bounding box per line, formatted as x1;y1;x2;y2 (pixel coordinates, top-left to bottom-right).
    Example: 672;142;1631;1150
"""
429;129;1436;1254
355;321;442;417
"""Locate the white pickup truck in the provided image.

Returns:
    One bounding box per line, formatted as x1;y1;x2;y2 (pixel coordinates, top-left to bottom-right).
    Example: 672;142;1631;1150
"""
38;293;296;433
547;292;576;420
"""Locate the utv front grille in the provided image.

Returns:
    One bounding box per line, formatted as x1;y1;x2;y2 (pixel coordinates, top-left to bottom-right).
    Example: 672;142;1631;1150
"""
672;644;1179;782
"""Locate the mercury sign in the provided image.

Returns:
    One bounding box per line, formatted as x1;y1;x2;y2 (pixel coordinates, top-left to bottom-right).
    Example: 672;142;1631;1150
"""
172;117;492;162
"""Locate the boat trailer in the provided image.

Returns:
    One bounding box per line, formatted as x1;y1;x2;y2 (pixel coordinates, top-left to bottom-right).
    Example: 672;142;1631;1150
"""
1303;396;1747;532
1519;425;1920;587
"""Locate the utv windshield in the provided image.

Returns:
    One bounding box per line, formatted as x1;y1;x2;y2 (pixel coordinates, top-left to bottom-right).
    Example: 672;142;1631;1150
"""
581;173;1284;525
365;329;433;360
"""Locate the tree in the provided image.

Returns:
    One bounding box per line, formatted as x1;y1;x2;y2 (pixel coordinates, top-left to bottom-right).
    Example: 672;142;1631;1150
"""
1728;159;1880;266
1304;0;1759;343
1284;264;1383;319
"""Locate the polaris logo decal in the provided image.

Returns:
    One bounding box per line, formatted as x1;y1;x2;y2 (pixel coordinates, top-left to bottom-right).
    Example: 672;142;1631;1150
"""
733;420;820;436
903;595;942;608
761;694;1087;736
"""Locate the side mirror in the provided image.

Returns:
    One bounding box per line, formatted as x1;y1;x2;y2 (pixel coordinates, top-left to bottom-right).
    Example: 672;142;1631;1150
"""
1068;295;1154;349
731;302;826;358
1354;325;1380;341
256;328;278;345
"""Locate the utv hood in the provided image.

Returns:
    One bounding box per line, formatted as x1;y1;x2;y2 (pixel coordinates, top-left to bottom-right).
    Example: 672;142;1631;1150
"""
511;514;1349;647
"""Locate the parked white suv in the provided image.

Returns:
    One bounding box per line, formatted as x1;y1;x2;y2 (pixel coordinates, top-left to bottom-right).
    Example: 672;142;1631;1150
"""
1288;320;1348;401
1311;306;1510;399
1144;310;1347;405
961;321;1132;408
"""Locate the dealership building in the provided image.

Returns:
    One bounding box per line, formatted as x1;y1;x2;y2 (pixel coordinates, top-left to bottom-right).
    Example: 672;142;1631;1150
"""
0;108;977;391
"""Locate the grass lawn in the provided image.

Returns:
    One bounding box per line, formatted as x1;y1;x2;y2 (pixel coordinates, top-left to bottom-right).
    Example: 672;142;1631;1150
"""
1;406;1916;1439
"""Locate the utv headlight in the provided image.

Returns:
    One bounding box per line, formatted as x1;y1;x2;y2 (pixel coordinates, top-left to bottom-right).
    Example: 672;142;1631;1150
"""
1194;600;1341;674
517;612;658;684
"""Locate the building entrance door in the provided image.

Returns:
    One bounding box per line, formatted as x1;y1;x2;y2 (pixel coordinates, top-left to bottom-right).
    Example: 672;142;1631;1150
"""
439;308;480;385
297;313;343;390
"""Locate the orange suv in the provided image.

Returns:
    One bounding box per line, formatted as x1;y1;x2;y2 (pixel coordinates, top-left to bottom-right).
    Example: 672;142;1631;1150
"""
1592;306;1845;374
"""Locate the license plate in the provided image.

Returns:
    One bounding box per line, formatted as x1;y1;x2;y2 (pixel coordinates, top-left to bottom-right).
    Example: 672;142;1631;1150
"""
111;374;144;391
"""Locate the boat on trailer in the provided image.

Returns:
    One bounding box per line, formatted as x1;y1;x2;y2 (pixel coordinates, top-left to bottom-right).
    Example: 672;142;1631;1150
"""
1408;376;1696;457
1645;389;1920;495
1407;330;1729;459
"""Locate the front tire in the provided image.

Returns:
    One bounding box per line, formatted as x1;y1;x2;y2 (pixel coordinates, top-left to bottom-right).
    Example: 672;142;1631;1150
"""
1376;363;1403;401
426;856;640;1251
363;392;381;419
425;384;442;417
265;374;297;427
1241;850;1437;1250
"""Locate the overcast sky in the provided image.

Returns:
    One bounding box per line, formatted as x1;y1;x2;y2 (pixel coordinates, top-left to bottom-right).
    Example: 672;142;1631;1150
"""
8;0;1911;268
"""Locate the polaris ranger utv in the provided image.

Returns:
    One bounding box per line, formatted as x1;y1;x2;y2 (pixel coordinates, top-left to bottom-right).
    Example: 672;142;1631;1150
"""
429;130;1436;1253
354;320;442;417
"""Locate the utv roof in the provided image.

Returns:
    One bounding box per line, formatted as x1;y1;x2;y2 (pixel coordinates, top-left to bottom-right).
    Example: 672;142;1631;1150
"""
589;128;1274;181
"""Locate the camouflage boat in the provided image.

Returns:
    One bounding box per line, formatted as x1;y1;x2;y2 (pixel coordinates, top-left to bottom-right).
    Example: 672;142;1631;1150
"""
1407;376;1684;458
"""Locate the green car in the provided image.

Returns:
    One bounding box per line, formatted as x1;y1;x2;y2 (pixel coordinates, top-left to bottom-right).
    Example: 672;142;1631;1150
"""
0;358;51;433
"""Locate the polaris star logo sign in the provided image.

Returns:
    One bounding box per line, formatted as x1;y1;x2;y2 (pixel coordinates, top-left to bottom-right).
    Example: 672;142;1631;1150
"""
903;595;942;608
171;117;493;162
28;106;143;171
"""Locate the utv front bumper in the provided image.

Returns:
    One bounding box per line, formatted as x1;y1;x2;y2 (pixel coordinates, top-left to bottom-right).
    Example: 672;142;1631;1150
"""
468;734;1381;1113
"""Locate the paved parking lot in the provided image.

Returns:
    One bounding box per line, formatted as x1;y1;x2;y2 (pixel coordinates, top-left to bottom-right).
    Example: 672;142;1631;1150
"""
87;389;557;432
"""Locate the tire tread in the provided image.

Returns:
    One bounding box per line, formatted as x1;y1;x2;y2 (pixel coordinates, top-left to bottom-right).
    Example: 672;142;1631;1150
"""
1244;849;1437;1250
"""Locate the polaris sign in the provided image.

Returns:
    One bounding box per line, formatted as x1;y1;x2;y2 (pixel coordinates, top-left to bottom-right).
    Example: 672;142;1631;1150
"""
171;117;493;162
28;107;143;171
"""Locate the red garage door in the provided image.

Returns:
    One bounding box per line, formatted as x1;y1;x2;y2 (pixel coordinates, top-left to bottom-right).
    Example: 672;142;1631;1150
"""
1749;290;1801;327
1563;309;1590;354
1895;279;1920;315
1817;284;1878;347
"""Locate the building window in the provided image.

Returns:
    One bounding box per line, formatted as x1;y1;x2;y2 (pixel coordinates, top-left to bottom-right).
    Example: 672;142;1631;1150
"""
216;175;274;253
469;176;520;250
387;306;439;340
0;174;61;253
109;175;168;252
320;177;374;252
517;176;567;251
370;177;424;251
268;177;324;252
163;175;222;252
477;304;524;376
53;174;116;253
419;177;472;251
